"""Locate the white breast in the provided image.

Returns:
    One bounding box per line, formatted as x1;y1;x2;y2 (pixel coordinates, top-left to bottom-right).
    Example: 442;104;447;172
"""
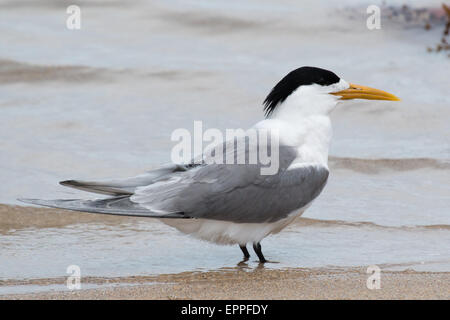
160;206;307;245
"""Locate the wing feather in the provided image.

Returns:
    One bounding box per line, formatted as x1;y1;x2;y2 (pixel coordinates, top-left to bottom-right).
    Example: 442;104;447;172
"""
132;134;329;223
18;197;186;218
59;163;200;196
25;132;329;222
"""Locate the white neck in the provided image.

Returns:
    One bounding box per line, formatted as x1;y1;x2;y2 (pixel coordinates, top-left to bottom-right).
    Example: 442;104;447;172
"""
258;89;340;167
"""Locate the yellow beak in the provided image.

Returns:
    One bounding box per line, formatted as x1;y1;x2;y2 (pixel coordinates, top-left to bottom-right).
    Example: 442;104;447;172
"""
331;83;400;101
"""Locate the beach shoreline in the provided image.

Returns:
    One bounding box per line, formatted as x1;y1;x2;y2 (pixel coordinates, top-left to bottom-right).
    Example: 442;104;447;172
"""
1;204;449;299
1;268;449;300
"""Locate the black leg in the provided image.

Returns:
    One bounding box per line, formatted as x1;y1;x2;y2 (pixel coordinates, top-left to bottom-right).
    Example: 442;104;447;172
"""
239;245;250;260
253;242;267;263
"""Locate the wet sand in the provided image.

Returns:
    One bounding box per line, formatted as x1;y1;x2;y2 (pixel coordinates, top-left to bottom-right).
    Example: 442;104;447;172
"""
1;268;449;300
1;203;449;299
0;203;138;232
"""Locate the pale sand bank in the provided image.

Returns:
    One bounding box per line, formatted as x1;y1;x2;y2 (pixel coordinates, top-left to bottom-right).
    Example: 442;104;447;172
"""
1;268;449;300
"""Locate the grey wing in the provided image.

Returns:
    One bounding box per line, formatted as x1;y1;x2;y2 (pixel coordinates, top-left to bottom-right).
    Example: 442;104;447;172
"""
132;162;329;223
59;163;201;196
18;196;186;218
132;134;329;223
24;132;328;221
195;163;329;223
18;163;200;216
57;128;274;197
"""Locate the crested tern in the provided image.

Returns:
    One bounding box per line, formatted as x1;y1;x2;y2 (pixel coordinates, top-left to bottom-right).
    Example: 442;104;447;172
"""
20;66;399;263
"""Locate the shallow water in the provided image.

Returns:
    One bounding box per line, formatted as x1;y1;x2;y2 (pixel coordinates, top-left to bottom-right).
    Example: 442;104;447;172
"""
0;0;449;288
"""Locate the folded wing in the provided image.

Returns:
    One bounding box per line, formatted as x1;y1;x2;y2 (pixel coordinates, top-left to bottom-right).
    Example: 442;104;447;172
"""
19;196;186;218
59;163;201;196
22;133;329;223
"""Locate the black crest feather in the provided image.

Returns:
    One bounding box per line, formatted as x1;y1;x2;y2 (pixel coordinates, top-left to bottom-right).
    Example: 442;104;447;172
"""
263;67;340;117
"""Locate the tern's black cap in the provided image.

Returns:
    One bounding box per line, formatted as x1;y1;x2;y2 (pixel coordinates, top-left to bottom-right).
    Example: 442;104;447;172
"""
263;67;340;117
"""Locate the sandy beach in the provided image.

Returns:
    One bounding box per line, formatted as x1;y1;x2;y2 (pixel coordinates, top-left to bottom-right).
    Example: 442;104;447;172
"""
2;267;449;300
1;204;449;300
